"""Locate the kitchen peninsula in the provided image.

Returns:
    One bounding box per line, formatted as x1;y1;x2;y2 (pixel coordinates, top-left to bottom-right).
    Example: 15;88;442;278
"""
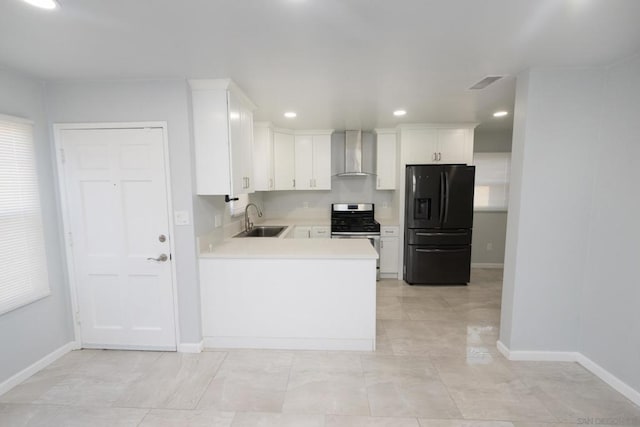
199;228;378;351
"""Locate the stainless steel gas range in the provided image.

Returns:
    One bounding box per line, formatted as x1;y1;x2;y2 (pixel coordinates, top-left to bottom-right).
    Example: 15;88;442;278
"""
330;203;381;280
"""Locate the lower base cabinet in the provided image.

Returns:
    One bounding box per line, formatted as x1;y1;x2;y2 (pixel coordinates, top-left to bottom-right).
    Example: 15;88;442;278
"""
291;225;329;239
380;226;400;275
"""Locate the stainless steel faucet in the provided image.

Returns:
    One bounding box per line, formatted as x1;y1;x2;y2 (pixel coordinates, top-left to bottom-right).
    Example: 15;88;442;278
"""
244;203;263;231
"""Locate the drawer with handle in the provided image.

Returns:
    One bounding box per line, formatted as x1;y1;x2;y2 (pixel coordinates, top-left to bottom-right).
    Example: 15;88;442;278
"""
380;226;399;237
407;228;471;245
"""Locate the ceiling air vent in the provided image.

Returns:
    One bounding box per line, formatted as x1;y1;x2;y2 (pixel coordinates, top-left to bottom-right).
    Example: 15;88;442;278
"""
469;76;504;90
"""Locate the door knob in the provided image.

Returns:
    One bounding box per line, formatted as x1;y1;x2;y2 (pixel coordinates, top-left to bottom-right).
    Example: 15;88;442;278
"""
147;254;168;262
158;234;167;242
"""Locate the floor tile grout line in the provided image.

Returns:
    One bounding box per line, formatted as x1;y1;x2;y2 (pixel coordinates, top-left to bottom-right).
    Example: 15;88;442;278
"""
192;350;230;410
134;408;152;427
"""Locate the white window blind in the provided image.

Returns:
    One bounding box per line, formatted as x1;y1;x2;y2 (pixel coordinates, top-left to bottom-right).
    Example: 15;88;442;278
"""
473;152;511;211
0;114;50;315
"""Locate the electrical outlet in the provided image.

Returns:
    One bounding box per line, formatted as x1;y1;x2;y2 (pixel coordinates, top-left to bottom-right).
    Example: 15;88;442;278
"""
486;242;493;251
174;210;190;226
303;201;309;209
214;215;222;228
382;201;389;209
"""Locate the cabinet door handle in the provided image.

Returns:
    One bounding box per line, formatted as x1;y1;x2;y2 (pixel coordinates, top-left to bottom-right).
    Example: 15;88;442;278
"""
310;179;313;188
293;179;296;188
438;152;442;161
377;177;380;188
269;178;273;189
380;240;384;249
433;152;437;161
247;177;250;188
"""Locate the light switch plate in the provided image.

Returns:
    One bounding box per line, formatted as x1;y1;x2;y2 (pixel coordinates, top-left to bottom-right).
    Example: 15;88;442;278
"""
214;215;222;228
174;210;190;226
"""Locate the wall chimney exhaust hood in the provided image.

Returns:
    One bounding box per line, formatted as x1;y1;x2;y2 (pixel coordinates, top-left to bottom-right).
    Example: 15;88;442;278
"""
336;130;374;177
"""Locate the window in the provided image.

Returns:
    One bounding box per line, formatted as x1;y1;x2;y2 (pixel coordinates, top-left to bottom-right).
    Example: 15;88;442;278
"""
473;152;511;211
0;114;50;315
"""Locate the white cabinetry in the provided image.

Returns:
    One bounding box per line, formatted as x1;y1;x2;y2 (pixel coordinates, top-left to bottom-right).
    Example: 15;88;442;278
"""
273;130;296;191
379;226;399;275
190;79;256;196
291;225;329;239
253;122;274;191
294;132;332;190
400;126;474;165
293;226;312;239
374;129;397;190
311;226;330;239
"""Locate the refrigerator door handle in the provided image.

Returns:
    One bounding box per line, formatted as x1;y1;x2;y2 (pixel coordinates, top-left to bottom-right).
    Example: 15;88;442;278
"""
416;232;467;237
439;171;445;224
443;171;450;223
415;248;468;253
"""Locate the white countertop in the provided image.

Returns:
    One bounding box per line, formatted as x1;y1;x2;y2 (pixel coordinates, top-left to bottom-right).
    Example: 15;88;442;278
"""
200;236;378;260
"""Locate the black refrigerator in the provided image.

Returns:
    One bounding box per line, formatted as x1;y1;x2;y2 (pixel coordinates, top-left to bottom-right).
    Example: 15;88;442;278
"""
404;164;475;285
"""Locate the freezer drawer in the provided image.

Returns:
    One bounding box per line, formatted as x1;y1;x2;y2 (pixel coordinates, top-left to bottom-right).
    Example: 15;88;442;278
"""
407;229;471;246
405;245;471;284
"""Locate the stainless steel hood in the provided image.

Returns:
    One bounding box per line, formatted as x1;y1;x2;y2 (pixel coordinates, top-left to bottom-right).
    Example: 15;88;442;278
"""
336;130;374;177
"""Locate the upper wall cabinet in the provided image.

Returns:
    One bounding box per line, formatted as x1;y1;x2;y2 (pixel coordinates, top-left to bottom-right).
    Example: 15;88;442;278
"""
190;79;256;196
253;122;274;191
400;125;475;166
273;130;296;191
294;132;332;190
374;129;397;190
257;125;332;192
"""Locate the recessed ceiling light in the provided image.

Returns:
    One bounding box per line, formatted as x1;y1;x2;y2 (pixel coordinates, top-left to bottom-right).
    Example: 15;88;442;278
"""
284;112;297;118
393;110;407;117
493;111;509;117
21;0;59;10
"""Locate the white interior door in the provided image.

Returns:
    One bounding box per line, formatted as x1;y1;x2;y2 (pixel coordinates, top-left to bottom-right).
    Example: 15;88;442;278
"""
60;127;176;350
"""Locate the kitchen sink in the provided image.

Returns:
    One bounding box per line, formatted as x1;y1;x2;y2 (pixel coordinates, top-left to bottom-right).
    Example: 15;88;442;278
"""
234;226;287;238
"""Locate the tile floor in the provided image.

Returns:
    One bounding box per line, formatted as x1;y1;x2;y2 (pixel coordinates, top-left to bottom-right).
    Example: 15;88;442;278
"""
1;269;639;426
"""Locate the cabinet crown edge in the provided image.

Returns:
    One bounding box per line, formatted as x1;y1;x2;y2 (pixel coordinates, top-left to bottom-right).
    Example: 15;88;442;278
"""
188;78;256;111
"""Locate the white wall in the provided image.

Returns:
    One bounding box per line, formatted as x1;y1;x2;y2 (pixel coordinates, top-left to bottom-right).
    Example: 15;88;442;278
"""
503;57;640;394
45;79;203;344
500;68;604;351
0;68;74;384
579;55;640;392
471;127;512;266
471;212;508;265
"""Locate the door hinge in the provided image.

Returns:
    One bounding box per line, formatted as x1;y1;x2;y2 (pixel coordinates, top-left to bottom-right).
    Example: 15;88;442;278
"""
60;148;66;163
169;253;172;261
67;231;73;247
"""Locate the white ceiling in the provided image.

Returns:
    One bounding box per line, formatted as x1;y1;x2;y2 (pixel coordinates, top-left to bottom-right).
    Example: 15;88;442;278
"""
2;1;640;131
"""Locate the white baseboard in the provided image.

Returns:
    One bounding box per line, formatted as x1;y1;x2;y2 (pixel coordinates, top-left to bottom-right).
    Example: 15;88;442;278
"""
204;336;375;352
496;341;640;407
576;353;640;407
0;341;76;396
471;263;504;269
178;341;204;353
496;340;578;361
